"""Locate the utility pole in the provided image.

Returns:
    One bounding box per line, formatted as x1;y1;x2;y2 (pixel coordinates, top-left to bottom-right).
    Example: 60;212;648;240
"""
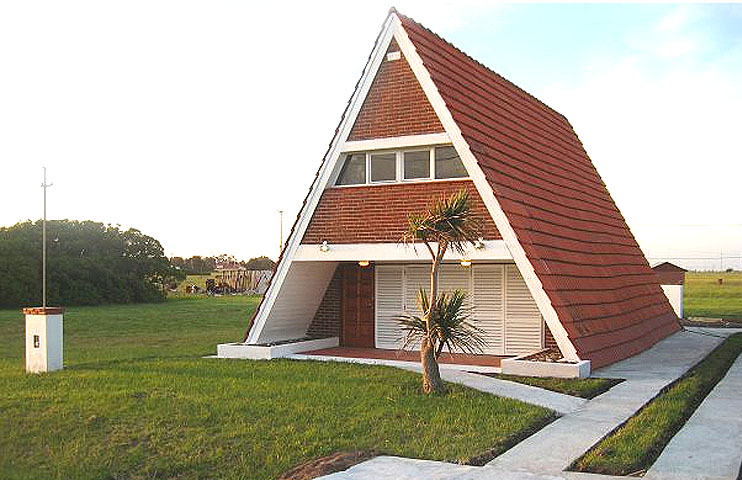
41;167;53;308
720;250;724;271
278;209;284;258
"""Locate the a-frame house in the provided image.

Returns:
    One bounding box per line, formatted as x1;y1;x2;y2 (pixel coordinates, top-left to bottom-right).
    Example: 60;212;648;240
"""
218;9;681;374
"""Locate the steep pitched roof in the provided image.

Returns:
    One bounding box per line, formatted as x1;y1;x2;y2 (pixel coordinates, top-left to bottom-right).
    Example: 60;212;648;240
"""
397;13;680;368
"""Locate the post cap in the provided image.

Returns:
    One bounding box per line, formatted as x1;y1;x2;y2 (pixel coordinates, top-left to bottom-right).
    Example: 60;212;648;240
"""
22;306;65;315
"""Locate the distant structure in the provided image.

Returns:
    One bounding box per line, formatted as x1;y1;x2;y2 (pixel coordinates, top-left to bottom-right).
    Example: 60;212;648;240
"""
213;265;272;295
652;262;687;318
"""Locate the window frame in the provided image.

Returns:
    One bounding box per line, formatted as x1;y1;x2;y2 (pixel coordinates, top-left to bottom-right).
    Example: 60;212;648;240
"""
333;144;468;188
369;151;398;184
401;148;433;182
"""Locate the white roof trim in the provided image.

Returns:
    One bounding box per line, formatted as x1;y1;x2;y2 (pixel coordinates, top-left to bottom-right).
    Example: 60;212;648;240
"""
294;240;511;262
342;133;450;152
246;13;398;344
393;15;580;361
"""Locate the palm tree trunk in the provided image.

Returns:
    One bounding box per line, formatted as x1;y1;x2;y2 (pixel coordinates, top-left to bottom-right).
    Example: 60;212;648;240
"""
420;335;444;394
419;244;446;394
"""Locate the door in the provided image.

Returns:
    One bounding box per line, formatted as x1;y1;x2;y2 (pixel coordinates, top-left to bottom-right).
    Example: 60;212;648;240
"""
341;263;375;347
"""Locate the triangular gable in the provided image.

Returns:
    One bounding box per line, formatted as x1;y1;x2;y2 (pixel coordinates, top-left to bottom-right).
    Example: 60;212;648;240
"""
348;39;444;141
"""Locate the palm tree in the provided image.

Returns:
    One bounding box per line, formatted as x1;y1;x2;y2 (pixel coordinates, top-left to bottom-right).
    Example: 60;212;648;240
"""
400;189;484;394
398;287;487;357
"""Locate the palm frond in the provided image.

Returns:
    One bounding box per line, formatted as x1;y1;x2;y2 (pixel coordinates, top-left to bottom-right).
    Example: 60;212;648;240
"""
395;288;487;357
400;189;483;255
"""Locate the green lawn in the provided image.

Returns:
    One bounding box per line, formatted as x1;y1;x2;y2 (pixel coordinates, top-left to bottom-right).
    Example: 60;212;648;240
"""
571;333;742;476
483;373;623;399
0;297;553;480
685;271;742;319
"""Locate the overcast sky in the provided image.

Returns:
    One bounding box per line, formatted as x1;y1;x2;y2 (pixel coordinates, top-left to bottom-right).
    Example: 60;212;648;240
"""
1;2;740;270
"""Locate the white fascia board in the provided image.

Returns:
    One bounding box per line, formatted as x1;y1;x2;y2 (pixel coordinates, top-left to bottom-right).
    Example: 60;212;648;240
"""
246;14;398;344
342;133;450;152
393;16;580;362
295;240;511;262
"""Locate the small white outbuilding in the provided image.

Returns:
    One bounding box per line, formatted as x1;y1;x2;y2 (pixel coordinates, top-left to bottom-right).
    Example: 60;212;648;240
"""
652;262;686;318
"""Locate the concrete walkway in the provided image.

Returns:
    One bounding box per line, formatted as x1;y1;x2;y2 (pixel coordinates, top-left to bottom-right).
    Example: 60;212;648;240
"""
485;328;733;476
401;365;586;414
316;328;740;480
645;351;742;480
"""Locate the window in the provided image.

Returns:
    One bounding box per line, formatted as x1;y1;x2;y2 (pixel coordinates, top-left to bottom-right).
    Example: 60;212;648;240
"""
334;144;468;186
370;153;396;182
403;150;430;180
435;146;467;179
336;154;366;185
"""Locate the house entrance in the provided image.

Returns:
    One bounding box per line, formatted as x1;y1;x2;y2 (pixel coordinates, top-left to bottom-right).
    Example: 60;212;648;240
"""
341;263;375;347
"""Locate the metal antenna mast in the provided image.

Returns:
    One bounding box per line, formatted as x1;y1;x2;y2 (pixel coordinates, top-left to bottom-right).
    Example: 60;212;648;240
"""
41;167;53;308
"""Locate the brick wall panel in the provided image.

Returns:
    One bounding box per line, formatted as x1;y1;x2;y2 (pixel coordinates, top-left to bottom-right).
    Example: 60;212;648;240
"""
348;39;444;140
306;266;342;338
302;179;500;244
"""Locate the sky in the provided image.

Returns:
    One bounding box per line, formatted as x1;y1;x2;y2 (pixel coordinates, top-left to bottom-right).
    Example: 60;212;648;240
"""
1;1;740;270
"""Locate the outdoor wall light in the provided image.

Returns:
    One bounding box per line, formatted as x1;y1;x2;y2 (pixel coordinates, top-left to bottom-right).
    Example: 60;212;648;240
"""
358;260;370;267
319;240;330;253
460;258;472;267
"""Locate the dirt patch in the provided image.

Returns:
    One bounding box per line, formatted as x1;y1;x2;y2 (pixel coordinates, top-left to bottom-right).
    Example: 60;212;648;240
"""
521;348;572;363
276;451;376;480
683;317;742;328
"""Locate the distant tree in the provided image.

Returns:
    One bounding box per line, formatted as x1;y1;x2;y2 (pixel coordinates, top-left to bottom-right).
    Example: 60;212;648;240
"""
244;256;275;271
0;220;184;307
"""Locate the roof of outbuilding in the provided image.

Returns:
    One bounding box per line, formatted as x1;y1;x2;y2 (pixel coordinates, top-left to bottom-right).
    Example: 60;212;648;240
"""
652;262;688;273
397;13;680;368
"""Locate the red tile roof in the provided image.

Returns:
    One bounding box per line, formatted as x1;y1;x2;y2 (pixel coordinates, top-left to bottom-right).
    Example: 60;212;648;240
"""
398;13;680;368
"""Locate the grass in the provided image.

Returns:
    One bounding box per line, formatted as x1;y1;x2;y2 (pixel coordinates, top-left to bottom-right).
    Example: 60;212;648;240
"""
0;297;553;480
482;373;623;399
571;332;742;476
684;271;742;319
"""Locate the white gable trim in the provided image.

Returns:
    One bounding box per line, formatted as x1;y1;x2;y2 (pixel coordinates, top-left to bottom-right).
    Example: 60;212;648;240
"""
392;16;580;361
246;14;398;344
342;133;449;153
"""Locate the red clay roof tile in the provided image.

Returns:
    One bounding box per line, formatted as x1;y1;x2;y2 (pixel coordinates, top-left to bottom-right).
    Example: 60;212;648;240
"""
399;13;680;368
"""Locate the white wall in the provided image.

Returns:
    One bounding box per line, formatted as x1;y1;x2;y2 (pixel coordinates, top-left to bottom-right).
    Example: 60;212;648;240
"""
256;261;338;344
661;284;684;318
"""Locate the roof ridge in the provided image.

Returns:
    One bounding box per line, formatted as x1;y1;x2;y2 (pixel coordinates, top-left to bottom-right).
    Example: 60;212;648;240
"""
394;10;569;124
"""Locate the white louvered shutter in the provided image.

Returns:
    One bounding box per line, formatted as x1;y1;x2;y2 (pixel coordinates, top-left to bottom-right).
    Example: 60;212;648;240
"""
375;265;405;350
404;265;429;317
472;264;505;354
504;264;543;355
438;264;471;297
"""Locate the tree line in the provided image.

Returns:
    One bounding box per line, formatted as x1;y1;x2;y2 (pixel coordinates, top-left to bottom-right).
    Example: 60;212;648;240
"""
0;220;184;307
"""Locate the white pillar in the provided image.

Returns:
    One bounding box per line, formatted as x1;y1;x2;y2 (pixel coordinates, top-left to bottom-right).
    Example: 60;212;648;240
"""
24;307;64;373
